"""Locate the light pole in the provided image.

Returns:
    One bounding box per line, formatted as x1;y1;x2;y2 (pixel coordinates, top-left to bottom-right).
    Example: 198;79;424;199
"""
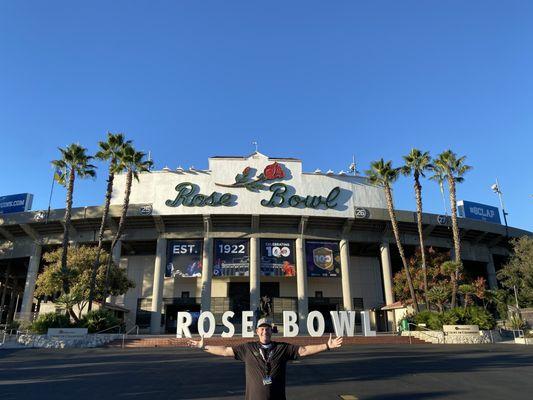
491;178;509;237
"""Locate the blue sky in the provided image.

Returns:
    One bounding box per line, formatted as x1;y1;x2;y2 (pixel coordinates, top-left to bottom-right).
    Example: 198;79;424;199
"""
1;1;532;231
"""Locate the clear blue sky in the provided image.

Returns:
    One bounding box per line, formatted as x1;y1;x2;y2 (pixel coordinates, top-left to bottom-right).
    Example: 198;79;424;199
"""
1;1;532;231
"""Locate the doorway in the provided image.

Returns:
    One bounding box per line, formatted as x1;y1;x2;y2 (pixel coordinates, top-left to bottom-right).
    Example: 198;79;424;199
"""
228;282;250;320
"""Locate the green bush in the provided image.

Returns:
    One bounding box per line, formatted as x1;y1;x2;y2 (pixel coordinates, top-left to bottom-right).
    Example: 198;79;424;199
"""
411;307;495;330
80;309;121;333
30;312;71;334
466;306;495;330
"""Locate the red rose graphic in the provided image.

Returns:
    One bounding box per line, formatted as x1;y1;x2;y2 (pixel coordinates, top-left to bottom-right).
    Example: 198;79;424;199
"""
263;162;284;180
243;167;251;175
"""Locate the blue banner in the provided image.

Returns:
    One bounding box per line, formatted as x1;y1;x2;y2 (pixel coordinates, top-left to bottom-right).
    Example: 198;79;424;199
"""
0;193;33;214
457;200;501;224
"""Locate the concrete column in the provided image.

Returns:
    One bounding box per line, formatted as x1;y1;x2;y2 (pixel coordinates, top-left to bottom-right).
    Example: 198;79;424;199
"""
150;237;167;334
7;279;18;324
380;242;395;331
108;240;123;305
1;263;11;317
249;237;260;312
19;244;42;321
340;239;353;311
200;237;213;312
486;250;498;289
380;242;395;305
112;240;122;265
296;237;308;333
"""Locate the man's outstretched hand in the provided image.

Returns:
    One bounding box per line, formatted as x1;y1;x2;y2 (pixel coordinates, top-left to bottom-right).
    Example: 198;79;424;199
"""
327;333;343;349
187;335;204;349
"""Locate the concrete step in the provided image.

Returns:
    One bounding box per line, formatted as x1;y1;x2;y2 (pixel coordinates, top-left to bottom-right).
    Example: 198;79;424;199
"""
106;335;428;348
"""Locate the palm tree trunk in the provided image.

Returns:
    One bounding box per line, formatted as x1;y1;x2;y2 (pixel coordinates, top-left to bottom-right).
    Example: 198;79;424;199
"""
60;170;75;295
448;174;461;308
414;175;429;308
88;165;116;311
384;184;419;312
102;169;132;306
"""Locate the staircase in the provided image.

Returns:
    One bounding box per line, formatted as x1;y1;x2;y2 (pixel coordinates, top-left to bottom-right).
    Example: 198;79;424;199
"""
106;335;428;348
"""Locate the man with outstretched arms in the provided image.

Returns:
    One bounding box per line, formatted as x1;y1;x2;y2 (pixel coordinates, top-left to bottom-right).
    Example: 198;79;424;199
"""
187;318;343;400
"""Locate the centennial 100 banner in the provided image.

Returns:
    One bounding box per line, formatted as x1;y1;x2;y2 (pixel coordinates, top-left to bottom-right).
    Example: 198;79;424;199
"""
305;240;341;277
260;238;296;277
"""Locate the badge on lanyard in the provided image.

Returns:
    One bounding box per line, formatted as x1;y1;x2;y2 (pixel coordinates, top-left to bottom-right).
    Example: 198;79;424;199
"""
260;347;273;385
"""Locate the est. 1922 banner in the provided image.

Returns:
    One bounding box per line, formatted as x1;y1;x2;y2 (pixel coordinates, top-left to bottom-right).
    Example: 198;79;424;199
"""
305;240;341;277
165;240;203;278
260;239;296;277
213;239;249;277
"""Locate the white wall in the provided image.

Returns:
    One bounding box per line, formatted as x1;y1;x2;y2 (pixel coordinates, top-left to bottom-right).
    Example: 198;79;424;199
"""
110;152;386;217
350;256;384;309
122;255;154;328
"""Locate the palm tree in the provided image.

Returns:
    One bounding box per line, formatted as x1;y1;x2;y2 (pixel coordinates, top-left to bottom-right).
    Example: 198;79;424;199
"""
88;133;130;311
429;165;449;216
51;144;96;295
366;159;419;312
101;144;153;305
401;149;432;308
433;150;472;308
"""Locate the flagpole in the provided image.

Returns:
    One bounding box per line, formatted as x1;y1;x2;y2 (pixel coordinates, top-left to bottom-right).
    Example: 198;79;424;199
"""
46;171;56;224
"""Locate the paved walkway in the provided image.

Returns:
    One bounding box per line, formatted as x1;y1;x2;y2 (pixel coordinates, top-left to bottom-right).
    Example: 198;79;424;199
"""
0;344;532;399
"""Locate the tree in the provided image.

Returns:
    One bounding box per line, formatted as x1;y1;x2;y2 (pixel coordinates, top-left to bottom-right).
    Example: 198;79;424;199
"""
401;148;432;306
366;159;419;311
34;245;134;321
51;144;96;295
393;247;450;310
88;133;130;311
101;144;153;304
433;150;472;307
497;236;533;307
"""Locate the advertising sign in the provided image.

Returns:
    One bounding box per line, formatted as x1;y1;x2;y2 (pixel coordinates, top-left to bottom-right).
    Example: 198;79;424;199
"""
213;239;249;277
260;239;296;277
165;240;203;277
305;240;341;277
0;193;33;214
457;200;501;224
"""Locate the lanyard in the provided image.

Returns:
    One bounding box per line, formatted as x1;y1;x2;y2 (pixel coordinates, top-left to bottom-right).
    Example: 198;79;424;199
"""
258;345;274;376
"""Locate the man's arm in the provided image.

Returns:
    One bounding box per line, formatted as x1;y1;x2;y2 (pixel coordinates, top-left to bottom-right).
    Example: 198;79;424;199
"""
187;336;235;357
298;334;343;357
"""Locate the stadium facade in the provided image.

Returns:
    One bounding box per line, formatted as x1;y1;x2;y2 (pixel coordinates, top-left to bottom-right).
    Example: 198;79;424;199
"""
0;152;530;333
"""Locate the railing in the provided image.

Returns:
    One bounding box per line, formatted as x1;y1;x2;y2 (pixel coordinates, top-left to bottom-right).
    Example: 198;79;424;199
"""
407;323;443;344
95;325;123;335
0;328;18;345
121;325;139;349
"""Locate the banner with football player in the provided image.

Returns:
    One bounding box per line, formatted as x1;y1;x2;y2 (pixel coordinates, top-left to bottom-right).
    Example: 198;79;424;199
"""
260;239;296;277
165;240;203;277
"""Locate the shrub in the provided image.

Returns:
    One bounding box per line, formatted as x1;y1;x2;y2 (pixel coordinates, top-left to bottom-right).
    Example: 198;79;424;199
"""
30;312;71;334
411;307;496;331
508;314;526;330
80;309;121;333
467;306;495;330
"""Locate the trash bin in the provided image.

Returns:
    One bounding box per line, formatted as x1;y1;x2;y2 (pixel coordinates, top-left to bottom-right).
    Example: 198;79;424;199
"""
400;319;409;332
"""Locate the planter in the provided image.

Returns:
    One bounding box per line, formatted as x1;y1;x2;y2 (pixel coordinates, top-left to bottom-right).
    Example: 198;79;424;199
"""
17;333;122;349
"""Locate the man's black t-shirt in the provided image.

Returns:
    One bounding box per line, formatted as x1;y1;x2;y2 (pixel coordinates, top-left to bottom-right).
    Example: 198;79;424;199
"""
232;341;300;400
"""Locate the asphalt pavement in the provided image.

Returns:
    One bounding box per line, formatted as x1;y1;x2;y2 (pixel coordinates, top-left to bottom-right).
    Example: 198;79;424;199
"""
1;344;532;400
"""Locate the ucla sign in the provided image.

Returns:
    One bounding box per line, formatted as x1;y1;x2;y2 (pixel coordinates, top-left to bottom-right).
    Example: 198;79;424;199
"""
457;200;501;224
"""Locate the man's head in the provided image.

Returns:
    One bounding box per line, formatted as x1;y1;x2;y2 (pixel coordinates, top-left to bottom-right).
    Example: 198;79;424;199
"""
256;318;273;344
